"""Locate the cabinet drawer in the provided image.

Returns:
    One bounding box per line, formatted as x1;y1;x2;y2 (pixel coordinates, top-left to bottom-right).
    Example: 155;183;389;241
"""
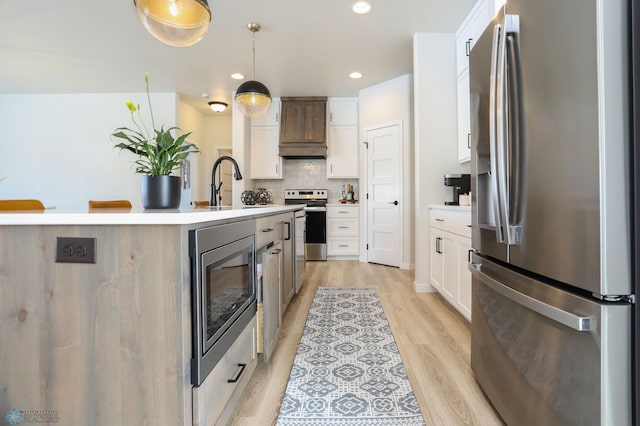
327;206;359;218
193;317;256;426
327;218;358;236
429;209;471;238
256;215;284;249
327;237;359;255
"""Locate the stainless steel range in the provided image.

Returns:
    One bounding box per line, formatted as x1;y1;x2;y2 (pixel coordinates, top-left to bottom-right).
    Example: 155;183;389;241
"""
284;189;327;261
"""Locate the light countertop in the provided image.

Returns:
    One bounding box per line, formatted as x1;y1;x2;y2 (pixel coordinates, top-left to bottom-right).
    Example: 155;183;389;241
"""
326;203;360;207
0;204;302;226
428;204;471;211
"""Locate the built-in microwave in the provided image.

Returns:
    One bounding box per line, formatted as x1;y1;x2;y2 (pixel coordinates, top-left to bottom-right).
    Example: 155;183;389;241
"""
189;220;256;386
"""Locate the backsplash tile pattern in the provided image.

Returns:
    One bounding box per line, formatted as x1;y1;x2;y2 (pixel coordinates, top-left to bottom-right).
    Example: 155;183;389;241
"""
253;158;359;204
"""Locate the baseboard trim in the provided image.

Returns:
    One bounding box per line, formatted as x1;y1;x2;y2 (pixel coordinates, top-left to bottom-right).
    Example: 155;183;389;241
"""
414;281;435;293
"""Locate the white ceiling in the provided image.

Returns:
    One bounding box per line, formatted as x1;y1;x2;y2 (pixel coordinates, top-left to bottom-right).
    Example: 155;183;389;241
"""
0;0;475;115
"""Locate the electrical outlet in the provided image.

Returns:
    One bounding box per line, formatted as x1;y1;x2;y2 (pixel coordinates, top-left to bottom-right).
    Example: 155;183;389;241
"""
55;237;96;264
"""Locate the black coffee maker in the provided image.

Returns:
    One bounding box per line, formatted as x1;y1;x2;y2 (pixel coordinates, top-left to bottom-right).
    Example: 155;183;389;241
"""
444;174;471;205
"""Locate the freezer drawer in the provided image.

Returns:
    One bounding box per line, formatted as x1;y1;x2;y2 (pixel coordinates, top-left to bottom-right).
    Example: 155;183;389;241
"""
470;255;631;426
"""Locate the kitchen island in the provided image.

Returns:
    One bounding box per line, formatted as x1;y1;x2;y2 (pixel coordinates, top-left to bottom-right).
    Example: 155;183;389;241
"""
0;205;300;426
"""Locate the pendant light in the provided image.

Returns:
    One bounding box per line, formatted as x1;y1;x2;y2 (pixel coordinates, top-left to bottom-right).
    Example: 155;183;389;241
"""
235;23;272;118
134;0;211;47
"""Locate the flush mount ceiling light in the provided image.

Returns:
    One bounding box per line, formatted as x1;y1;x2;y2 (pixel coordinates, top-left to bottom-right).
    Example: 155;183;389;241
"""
350;71;363;79
134;0;211;47
235;23;272;118
231;73;245;80
208;101;228;112
352;1;372;14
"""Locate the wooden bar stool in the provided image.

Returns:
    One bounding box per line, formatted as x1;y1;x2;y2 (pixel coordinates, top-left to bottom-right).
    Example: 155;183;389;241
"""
0;199;45;212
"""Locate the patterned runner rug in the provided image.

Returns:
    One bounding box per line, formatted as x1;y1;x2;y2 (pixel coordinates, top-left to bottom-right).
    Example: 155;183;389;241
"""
276;287;426;425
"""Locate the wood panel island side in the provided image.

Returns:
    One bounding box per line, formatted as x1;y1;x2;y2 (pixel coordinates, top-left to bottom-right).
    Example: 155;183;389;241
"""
0;206;299;426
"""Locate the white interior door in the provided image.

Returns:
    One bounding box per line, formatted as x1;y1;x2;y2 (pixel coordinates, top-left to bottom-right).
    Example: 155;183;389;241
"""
366;123;401;267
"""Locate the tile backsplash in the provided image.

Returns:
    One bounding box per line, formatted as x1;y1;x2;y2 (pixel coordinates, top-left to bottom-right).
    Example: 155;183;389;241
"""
252;158;359;204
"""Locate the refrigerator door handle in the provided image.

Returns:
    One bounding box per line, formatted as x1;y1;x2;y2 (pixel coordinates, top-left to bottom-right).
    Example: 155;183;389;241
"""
469;262;591;331
495;18;512;245
489;23;505;243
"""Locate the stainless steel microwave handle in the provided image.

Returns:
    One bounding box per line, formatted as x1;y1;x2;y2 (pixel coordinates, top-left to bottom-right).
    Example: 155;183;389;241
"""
469;263;591;331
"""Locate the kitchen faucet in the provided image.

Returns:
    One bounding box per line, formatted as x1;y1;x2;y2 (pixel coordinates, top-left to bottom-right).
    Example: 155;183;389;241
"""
210;156;243;206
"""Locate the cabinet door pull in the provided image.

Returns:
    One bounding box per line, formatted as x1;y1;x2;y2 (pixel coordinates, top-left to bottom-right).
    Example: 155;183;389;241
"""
467;133;471;149
262;227;274;233
271;248;282;254
338;244;349;248
284;221;291;240
468;249;474;263
276;112;279;123
435;218;444;222
338;226;349;229
227;363;247;383
435;237;443;254
339;211;349;214
466;38;473;56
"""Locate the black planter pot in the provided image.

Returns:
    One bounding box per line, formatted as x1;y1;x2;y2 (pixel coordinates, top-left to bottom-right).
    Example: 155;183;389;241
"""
141;175;181;209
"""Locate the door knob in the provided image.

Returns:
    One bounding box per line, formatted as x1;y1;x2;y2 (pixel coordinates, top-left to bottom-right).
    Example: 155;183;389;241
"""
388;200;399;206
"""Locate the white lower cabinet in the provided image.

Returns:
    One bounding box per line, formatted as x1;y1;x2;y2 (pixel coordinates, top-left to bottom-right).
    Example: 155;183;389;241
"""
192;317;257;426
327;205;359;257
429;207;472;321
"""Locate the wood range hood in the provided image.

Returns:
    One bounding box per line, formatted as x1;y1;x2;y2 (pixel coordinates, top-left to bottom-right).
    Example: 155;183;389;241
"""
278;96;327;158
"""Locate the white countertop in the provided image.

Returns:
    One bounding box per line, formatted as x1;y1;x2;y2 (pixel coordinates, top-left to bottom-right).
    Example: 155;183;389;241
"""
0;204;302;226
326;203;360;207
428;204;471;211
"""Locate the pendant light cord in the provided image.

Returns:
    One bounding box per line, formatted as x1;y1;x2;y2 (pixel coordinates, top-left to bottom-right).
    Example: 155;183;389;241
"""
251;30;256;80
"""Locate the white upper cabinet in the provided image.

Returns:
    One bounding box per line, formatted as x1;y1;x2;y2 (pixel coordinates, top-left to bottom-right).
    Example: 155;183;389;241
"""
455;0;495;76
250;99;282;179
250;126;282;179
327;98;359;179
250;99;281;127
457;68;471;163
328;99;358;126
455;0;494;163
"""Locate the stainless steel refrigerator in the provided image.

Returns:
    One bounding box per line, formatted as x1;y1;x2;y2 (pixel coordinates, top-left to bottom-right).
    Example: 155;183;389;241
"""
469;0;636;424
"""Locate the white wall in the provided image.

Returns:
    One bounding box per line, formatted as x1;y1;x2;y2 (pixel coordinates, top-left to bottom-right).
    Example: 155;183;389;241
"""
0;92;183;210
359;74;414;270
413;33;471;291
177;97;206;208
198;115;233;202
231;96;250;207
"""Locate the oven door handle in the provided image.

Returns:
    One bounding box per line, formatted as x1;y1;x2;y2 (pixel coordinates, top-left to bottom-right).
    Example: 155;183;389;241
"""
304;206;327;212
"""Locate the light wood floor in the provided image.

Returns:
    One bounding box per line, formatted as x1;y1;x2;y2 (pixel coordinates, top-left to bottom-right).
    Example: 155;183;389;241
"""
230;261;505;425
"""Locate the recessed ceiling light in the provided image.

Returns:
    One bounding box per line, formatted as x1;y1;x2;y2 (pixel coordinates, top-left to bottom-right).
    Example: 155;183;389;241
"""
350;72;363;79
352;1;372;14
231;73;244;80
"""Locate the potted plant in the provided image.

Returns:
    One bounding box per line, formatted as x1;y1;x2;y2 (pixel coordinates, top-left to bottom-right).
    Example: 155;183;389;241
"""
111;73;199;209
